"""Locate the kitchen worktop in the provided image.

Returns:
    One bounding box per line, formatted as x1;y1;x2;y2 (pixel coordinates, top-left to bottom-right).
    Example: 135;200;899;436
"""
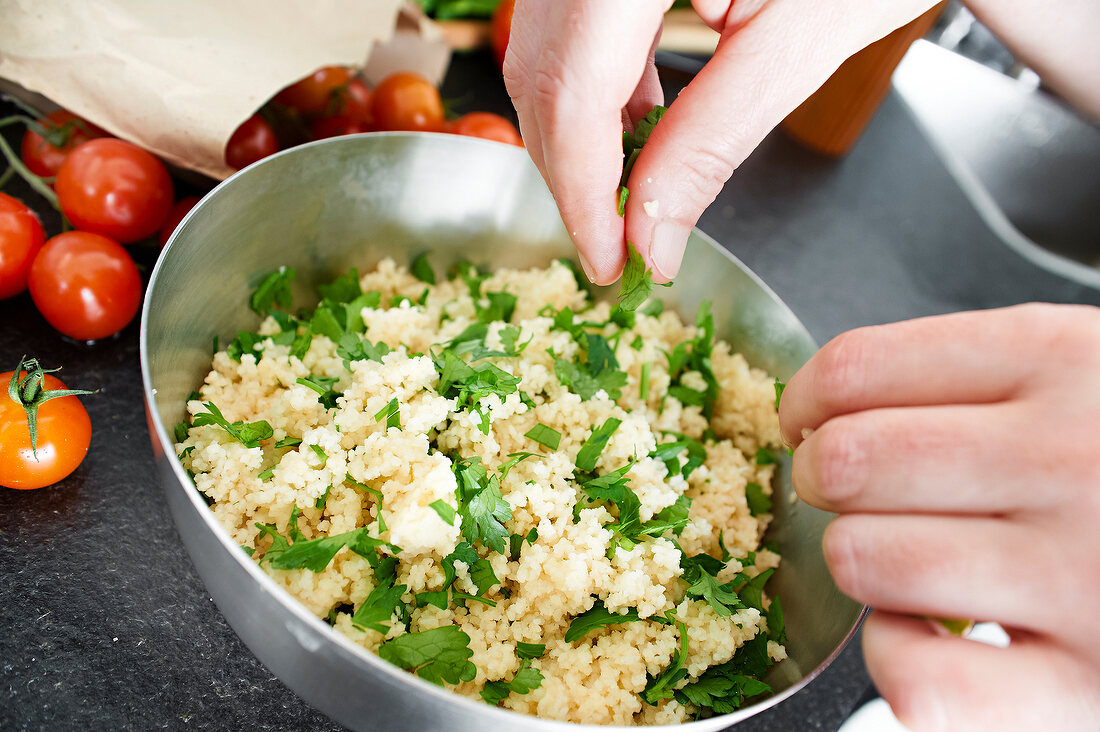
2;51;1098;731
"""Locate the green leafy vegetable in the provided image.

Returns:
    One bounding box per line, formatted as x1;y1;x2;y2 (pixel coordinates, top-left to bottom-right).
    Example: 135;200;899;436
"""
317;268;362;304
754;447;778;466
378;625;477;686
373;397;401;430
641;621;688;704
297;375;342;409
274;436;302;449
351;578;408;634
745;482;772;516
315;484;331;510
639;362;650;401
264;527;397;572
737;568;774;612
308;444;328;467
766;596;786;644
617;185;629;217
673;634;772;714
516;642;546;660
481;660;545;705
411;252;436;285
475;291;517;324
258;466;275;482
430;499;457;525
524;423;561;450
249;267;295;316
453;457;512;555
774;379;785;410
617;244;670;313
564;600;642;643
191;402;272;448
575;418;621;473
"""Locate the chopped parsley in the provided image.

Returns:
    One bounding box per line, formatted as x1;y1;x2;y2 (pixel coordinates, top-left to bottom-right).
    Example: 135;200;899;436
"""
453;456;512;555
475;291;517;324
774;378;785;410
257;465;275;482
429;499;457;525
575;418;620;473
297;375;342;409
373;397;401;430
515;642;546;660
553;333;628;401
308;444;328;466
641;620;688;705
378;626;477;686
411;252;436;285
248;267;295;316
639;362;650;401
351;577;407;634
745;482;772;516
274;436;302;449
481;660;544;705
754;447;778;466
260;526;398;572
191;401;272;448
564;600;642;643
524;423;561;450
617;243;670;312
673;633;772;714
663;301;720;417
434;350;521;434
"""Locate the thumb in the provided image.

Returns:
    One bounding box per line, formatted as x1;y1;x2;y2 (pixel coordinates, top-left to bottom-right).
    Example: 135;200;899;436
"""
625;0;936;282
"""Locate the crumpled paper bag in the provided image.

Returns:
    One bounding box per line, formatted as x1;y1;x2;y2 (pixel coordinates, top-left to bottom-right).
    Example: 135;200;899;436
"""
0;0;447;179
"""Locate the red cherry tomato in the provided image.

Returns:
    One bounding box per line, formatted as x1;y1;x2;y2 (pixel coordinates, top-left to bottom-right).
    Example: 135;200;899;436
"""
273;66;352;117
28;231;142;341
225;115;280;170
340;78;373;123
157;195;202;249
491;0;516;69
0;193;46;299
55;139;174;244
0;366;92;490
450;112;523;146
20;110;106;179
369;72;445;132
309;114;370;140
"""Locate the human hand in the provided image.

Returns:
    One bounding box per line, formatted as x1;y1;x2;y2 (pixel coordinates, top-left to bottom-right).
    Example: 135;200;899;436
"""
503;0;936;285
779;303;1100;729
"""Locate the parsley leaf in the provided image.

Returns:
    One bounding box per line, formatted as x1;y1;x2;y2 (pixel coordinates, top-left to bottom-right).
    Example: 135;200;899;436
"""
564;600;642;643
499;325;530;356
435;351;521;434
674;634;772;714
191;402;272;448
617;244;669;312
475;291;517;324
249;267;295;316
575;418;621;473
481;660;544;705
766;596;787;644
453;457;512;555
297;375;342;409
373;397;401;430
516;642;546;660
351;578;408;634
524;423;561;450
265;527;397;572
639;495;692;538
378;625;477;686
745;482;772;516
225;330;265;362
774;378;785;410
754;447;778;466
737;568;775;612
317;268;362;304
641;621;688;705
429;499;457;525
411;252;436;285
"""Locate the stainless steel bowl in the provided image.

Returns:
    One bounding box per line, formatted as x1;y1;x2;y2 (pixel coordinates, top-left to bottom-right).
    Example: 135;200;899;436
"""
139;133;863;731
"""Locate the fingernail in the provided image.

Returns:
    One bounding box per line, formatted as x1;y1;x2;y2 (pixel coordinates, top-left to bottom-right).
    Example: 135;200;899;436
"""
649;220;690;280
577;251;597;283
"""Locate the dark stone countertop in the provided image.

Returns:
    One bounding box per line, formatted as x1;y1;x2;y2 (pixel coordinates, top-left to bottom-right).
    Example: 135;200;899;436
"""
2;51;1097;731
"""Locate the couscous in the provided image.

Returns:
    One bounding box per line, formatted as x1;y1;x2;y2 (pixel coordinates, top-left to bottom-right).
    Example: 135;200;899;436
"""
175;256;787;725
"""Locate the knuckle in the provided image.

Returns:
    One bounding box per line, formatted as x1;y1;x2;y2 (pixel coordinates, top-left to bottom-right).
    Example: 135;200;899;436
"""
675;145;736;210
815;327;876;415
814;419;867;506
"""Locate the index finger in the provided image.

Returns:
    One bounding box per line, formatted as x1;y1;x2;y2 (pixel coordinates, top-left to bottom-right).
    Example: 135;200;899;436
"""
779;306;1044;447
508;0;670;285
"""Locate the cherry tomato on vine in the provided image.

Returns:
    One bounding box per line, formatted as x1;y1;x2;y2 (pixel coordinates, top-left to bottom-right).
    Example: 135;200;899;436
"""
20;110;106;179
225;115;279;170
0;357;93;490
0;193;46;299
273;66;352;117
450;112;523;146
491;0;516;69
370;72;444;132
157;196;202;249
28;231;142;341
338;78;373;123
55;139;173;243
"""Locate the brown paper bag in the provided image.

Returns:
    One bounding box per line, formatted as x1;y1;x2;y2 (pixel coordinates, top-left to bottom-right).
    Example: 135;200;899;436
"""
0;0;449;179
